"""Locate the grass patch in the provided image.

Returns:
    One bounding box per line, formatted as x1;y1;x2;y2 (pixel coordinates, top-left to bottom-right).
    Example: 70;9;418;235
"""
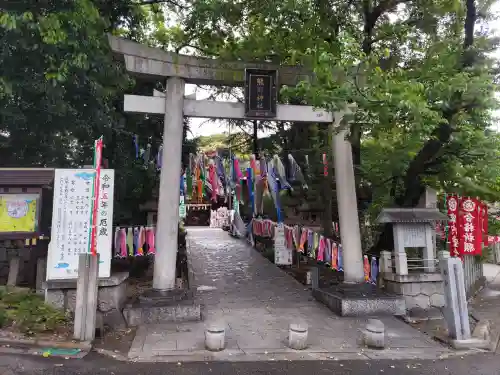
0;287;68;335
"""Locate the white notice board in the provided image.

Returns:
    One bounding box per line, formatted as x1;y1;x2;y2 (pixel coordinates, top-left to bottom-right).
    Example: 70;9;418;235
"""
47;169;115;280
274;223;292;266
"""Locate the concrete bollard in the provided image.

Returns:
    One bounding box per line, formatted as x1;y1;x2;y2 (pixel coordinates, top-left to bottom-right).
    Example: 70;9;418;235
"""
205;322;226;351
288;323;308;350
362;319;385;349
305;271;312;285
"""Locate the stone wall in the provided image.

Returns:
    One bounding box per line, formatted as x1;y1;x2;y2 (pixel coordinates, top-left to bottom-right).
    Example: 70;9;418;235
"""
44;272;129;328
384;273;445;310
0;240;34;285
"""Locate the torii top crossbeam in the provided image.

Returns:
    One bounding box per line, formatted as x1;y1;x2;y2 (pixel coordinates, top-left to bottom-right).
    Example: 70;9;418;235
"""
107;35;315;87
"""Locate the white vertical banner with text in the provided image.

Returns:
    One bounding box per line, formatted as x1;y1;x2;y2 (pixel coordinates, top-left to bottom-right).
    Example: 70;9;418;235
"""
47;169;115;280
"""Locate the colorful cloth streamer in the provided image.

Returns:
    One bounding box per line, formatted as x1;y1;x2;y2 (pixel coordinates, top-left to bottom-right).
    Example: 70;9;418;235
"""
246;168;254;214
298;228;307;253
127;228;134;257
363;255;370;282
325;238;332;264
331;242;338;270
133;135;139;159
156;145;163;169
317;236;325;261
180;173;185;196
146;228;156;255
209;163;218;202
120;228;127;258
337;245;343;271
143;143;151;163
370;256;378;285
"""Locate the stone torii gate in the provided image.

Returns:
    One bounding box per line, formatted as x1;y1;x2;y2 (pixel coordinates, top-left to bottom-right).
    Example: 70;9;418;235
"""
108;36;365;292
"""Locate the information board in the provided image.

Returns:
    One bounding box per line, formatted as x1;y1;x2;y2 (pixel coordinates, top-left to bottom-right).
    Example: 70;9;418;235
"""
47;169;115;280
274;223;292;265
0;194;39;233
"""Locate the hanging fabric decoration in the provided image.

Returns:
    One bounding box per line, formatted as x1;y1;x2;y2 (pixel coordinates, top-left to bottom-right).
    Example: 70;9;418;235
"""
482;202;488;246
322;153;328;176
312;232;319;259
337;245;343;271
246;168;254;214
180;172;185;196
370;257;378;285
146;228;156;255
325;238;332;264
120;228;127;258
215;155;226;191
208;162;218;202
288;154;308;189
260;156;268;194
331;242;338;270
133;134;139;159
317;236;325;261
127;228;134;257
186;167;193;197
156;145;163;169
133;227;139;255
137;227;145;256
143;143;151;164
272;155;291;190
363;255;370;282
268;162;282;222
196;166;203;203
250;155;257;177
114;227;120;257
298;228;307;252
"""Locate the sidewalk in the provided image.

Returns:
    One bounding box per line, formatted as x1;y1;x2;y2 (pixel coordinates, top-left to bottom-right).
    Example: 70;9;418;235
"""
469;263;500;353
127;228;453;362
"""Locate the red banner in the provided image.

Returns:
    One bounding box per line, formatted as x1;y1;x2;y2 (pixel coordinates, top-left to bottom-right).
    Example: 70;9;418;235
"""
90;137;103;256
458;197;482;256
447;195;460;256
481;203;488;246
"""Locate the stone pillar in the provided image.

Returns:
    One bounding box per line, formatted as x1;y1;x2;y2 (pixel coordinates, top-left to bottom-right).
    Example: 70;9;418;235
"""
153;77;185;291
332;125;364;283
380;251;392;274
423;223;436;272
7;256;21;286
392;224;408;275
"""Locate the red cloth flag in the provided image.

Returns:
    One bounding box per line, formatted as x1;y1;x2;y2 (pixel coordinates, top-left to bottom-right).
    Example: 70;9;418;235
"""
446;195;460;257
482;203;488;246
458;197;482;256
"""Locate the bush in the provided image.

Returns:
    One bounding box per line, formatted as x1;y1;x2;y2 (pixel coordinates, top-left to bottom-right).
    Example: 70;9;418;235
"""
0;287;68;335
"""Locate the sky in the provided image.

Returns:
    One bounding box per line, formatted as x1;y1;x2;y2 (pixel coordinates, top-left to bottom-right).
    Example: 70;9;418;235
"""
184;2;500;139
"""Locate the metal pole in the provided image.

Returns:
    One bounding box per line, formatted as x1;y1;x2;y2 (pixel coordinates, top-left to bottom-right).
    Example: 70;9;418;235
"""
228;122;232;210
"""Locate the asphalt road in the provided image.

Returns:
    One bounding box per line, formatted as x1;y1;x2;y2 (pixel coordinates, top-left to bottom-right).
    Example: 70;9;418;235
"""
1;352;499;375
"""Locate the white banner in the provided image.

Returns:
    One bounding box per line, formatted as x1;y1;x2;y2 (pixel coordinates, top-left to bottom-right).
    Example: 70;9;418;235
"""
47;169;115;280
274;223;292;265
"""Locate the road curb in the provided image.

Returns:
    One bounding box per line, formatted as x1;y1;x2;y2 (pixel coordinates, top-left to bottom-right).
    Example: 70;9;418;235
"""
0;337;91;358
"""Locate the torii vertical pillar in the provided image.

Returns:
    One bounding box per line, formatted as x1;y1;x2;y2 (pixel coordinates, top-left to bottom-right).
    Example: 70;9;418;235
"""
153;77;185;291
333;115;364;283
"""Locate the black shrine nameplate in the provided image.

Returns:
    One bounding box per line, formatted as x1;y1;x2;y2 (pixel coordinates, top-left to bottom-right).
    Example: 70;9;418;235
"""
244;69;277;118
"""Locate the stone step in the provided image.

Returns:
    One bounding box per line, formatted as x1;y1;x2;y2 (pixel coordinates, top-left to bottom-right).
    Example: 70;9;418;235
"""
123;300;201;326
312;284;406;317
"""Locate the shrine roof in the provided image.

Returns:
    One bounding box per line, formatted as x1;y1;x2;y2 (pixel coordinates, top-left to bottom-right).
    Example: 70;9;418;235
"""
376;208;448;224
0;168;55;187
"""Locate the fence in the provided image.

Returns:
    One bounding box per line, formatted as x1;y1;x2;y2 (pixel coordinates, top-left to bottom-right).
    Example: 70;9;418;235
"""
462;255;484;297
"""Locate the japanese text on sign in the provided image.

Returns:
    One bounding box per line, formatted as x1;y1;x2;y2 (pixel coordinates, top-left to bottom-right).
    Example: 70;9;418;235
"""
244;69;277;118
47;169;115;280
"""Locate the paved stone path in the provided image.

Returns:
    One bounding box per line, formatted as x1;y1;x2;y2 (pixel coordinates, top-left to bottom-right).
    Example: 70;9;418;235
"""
129;228;453;362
